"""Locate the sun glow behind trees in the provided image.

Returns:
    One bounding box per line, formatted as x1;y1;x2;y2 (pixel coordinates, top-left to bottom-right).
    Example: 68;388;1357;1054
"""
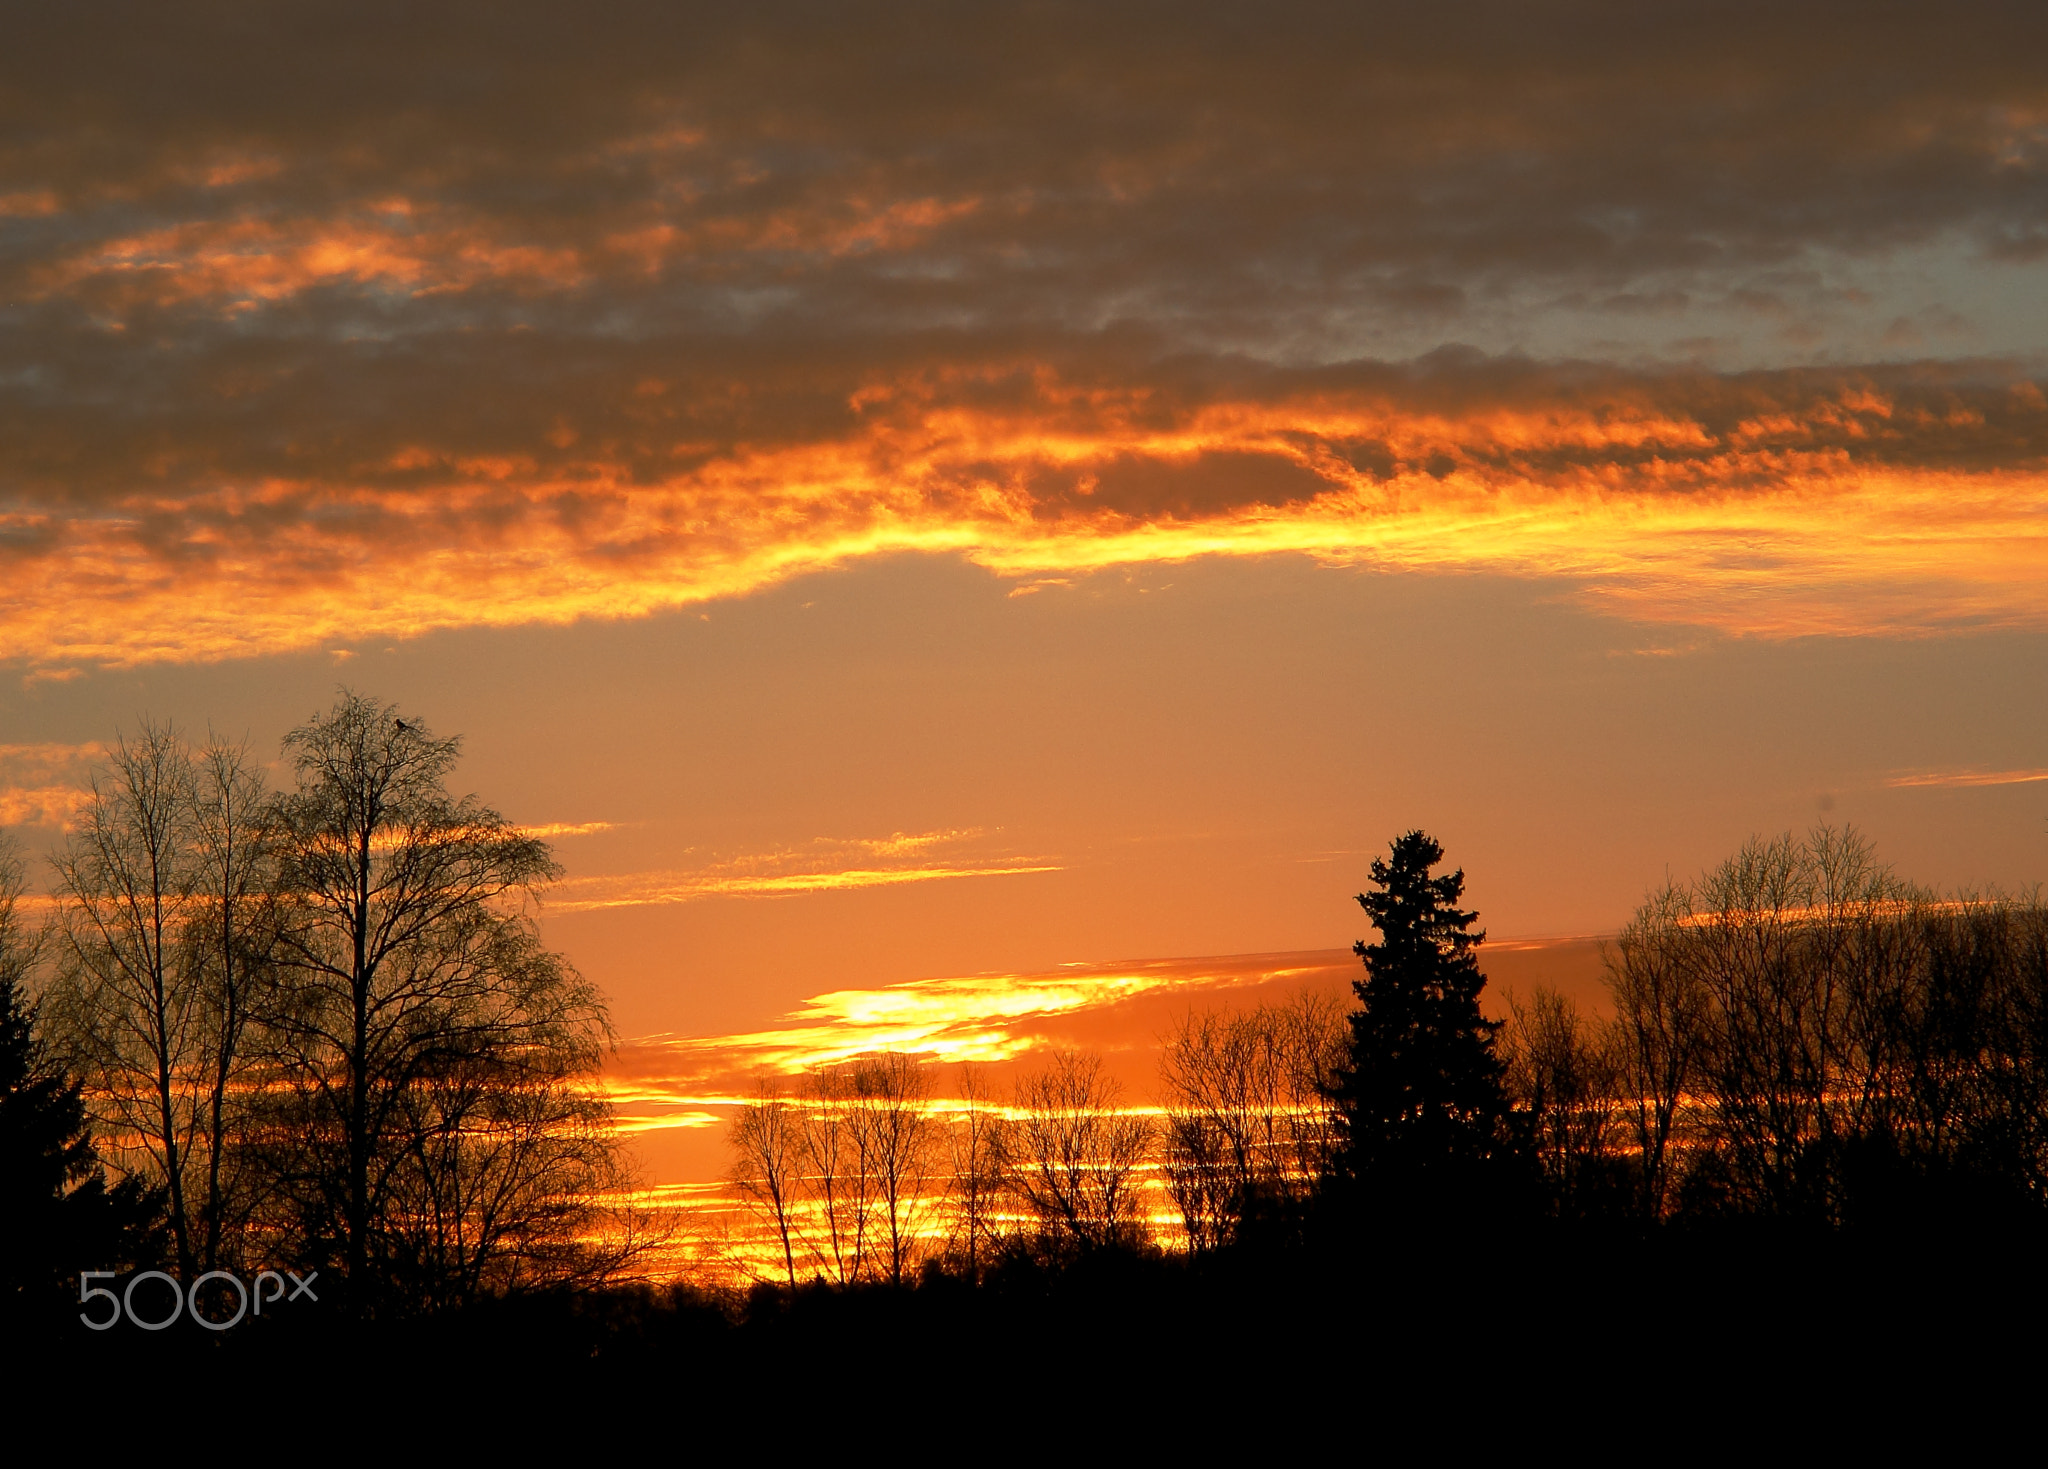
7;5;2048;1345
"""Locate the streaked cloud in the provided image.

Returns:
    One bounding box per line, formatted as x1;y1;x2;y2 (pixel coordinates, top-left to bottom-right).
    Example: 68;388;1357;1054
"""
547;828;1057;912
553;861;1060;911
603;950;1357;1145
513;820;622;839
0;742;106;764
1885;768;2048;789
608;1109;724;1138
615;950;1352;1082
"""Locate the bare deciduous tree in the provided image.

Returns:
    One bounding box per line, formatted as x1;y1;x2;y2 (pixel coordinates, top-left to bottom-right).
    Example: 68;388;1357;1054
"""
1683;826;1916;1216
1158;991;1345;1252
1004;1050;1152;1251
796;1065;871;1284
264;690;619;1311
183;733;274;1273
847;1053;935;1285
1606;881;1711;1219
0;836;36;995
47;720;206;1278
1598;824;2048;1224
1499;985;1622;1217
729;1076;804;1287
945;1062;1007;1276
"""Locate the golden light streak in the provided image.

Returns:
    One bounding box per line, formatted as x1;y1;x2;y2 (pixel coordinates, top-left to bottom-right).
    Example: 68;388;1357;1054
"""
1675;897;2008;927
617;951;1348;1080
608;1109;723;1136
512;820;622;839
548;861;1061;911
1884;768;2048;788
544;829;1053;911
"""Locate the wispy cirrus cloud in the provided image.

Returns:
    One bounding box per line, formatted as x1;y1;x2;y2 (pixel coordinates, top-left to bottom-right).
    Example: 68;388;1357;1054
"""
547;829;1058;913
1885;768;2048;789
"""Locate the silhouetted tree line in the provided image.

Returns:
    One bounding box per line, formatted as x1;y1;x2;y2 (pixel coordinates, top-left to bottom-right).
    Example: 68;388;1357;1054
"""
0;692;631;1324
14;753;2047;1371
730;1048;1159;1286
1521;826;2048;1232
724;824;2048;1287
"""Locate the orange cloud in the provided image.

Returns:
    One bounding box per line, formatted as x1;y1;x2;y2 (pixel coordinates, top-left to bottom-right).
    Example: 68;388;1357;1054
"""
10;10;2048;700
0;784;94;830
4;368;2045;669
0;743;106;830
551;861;1061;912
36;185;985;318
647;954;1335;1073
1885;767;2048;788
545;829;1057;912
604;950;1357;1133
36;211;589;311
513;821;623;839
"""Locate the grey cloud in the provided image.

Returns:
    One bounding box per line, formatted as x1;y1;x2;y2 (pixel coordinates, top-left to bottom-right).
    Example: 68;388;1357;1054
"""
4;1;2048;538
6;4;2047;325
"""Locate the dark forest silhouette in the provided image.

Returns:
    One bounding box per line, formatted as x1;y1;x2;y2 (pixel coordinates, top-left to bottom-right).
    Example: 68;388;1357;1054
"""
6;701;2047;1404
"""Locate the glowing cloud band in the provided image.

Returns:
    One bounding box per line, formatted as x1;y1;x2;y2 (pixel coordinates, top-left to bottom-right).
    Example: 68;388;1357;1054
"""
7;373;2047;670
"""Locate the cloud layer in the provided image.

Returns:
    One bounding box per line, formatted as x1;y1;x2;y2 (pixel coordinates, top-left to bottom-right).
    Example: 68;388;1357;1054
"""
5;4;2047;667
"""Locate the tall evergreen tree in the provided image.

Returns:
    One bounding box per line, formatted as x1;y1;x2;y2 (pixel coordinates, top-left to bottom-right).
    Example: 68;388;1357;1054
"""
1332;831;1520;1218
0;839;159;1322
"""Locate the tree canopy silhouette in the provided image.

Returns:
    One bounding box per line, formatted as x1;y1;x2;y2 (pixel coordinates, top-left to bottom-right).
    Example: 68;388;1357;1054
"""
0;837;159;1322
265;691;624;1313
1332;831;1521;1220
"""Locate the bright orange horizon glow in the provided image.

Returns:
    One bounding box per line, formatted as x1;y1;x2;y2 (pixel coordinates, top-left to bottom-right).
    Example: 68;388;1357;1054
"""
603;936;1610;1272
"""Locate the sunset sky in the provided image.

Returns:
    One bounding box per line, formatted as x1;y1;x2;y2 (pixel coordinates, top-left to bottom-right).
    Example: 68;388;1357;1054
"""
5;4;2046;1190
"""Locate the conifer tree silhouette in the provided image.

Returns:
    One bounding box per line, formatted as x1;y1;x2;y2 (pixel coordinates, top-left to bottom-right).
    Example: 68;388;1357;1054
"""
1332;831;1520;1219
0;938;160;1320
